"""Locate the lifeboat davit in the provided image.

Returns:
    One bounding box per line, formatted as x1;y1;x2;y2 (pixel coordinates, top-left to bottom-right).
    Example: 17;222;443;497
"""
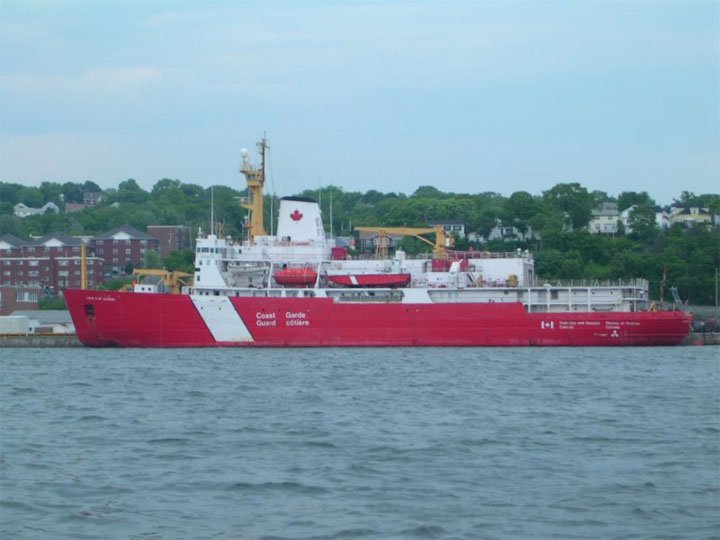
273;266;318;286
327;273;411;288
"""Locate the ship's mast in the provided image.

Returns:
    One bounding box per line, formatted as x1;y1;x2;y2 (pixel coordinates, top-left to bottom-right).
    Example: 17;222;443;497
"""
80;241;87;290
240;137;269;241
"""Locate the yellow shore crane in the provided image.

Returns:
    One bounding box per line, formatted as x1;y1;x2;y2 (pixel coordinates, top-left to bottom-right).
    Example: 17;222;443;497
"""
353;226;450;259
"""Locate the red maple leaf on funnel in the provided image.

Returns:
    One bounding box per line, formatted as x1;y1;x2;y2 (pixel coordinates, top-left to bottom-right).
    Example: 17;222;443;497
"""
290;209;303;221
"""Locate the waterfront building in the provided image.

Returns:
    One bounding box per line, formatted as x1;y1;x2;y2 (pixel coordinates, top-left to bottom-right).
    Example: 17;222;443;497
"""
90;225;160;275
0;233;104;292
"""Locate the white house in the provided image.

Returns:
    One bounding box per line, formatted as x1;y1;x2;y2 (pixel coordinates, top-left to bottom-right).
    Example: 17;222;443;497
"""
588;202;619;235
670;205;712;227
472;219;537;243
426;220;466;239
13;202;60;218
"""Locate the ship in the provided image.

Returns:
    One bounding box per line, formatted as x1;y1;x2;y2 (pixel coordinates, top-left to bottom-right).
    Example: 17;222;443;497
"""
64;139;692;347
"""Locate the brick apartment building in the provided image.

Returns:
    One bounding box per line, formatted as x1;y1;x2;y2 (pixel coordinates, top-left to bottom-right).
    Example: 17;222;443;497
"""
90;225;160;275
0;225;174;292
0;233;105;292
147;225;191;258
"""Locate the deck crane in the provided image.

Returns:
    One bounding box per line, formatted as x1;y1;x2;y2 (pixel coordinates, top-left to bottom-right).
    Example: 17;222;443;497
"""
353;226;450;259
131;269;193;295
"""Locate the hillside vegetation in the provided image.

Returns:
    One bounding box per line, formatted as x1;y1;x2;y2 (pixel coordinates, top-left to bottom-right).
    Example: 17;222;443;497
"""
1;180;718;305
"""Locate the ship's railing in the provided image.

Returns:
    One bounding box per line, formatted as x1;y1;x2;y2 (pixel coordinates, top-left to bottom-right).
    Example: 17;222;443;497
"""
531;278;650;289
349;250;531;261
443;250;531;260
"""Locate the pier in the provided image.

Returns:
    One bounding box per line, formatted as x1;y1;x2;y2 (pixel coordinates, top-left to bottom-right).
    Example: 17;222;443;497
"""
0;334;81;348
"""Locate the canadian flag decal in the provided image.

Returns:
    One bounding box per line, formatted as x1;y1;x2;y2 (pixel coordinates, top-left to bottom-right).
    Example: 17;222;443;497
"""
290;209;303;221
541;321;554;329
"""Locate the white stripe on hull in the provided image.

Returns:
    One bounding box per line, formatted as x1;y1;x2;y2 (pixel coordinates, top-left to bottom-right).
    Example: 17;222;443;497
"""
190;295;253;342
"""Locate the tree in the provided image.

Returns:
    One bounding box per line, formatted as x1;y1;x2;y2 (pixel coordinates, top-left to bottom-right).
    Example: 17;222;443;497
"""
39;297;67;310
151;178;182;197
559;249;584;279
535;248;565;278
181;183;205;199
676;191;695;204
83;180;102;193
591;190;614;205
0;214;20;235
397;236;430;255
503;191;538;234
529;211;565;248
143;250;162;269
360;189;384;205
0;182;24;205
128;208;159;230
411;185;443;199
474;209;500;240
39;182;63;204
627;204;658;242
116;179;149;204
18;186;44;207
101;277;134;291
163;250;195;273
618;191;654;211
61;182;84;203
542;183;594;230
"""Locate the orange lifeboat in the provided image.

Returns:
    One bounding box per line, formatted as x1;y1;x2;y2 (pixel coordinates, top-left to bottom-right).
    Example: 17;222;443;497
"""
273;266;318;287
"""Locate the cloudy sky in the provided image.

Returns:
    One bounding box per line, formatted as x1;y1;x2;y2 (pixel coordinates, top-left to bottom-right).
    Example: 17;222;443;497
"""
1;1;718;204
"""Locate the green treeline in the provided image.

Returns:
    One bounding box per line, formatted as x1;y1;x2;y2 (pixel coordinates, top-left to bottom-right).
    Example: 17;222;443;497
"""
1;179;718;305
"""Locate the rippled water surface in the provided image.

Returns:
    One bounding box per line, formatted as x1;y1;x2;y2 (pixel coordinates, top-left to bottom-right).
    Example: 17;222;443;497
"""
1;347;718;539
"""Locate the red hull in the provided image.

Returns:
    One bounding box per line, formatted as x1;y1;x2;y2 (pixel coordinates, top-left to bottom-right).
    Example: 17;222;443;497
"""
327;273;411;287
64;289;692;348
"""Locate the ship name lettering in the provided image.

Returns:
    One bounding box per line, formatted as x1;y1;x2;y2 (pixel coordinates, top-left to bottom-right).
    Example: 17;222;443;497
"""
285;311;306;319
256;312;276;320
286;319;310;327
256;319;277;327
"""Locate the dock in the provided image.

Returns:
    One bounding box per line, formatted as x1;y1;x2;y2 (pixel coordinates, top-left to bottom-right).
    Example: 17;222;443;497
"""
0;334;82;348
684;332;720;346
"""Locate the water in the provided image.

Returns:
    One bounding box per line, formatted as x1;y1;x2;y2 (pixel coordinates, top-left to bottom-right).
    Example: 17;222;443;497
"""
1;347;718;540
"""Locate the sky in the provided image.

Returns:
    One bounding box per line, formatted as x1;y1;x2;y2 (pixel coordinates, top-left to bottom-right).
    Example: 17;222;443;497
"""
1;1;718;205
